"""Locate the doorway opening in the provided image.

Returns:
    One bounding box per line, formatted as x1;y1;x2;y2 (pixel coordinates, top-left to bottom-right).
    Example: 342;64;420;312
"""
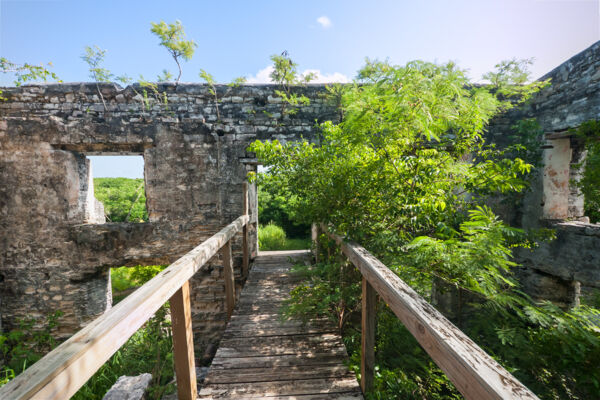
256;166;311;251
87;155;148;223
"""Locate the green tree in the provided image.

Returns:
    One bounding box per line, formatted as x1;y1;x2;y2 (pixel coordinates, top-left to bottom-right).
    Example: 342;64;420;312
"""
81;45;113;111
150;20;197;84
269;51;315;117
257;171;309;238
251;58;600;398
94;178;148;222
250;59;531;247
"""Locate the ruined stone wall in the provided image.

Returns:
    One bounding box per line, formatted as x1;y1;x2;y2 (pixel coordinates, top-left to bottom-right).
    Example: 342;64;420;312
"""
487;41;600;305
0;82;337;350
490;41;600;143
2;41;600;351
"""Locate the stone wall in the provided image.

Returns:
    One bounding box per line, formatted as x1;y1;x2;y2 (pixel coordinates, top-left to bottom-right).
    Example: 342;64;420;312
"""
0;82;337;350
488;41;600;305
2;40;600;351
489;41;600;143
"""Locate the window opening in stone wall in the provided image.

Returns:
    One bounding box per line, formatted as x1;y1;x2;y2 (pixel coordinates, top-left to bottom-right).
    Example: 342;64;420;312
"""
542;133;600;225
86;155;166;306
256;165;311;251
87;155;148;223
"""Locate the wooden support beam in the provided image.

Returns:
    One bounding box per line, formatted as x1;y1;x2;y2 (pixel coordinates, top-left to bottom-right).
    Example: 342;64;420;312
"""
170;281;197;400
242;182;249;278
361;277;376;394
311;223;320;263
222;240;235;319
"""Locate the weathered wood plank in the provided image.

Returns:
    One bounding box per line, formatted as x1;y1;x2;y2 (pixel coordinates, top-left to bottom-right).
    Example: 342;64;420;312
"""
242;181;249;278
200;250;362;399
169;281;197;400
325;228;539;400
199;377;362;397
208;352;348;369
215;343;348;359
222;240;235;319
0;215;248;400
198;393;363;400
204;365;353;384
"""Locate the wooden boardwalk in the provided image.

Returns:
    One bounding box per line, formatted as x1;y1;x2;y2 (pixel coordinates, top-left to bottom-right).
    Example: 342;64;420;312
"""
198;250;363;399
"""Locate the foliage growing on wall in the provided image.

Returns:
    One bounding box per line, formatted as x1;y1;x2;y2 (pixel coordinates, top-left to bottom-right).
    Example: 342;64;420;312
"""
150;20;197;84
0;57;60;100
270;51;315;118
199;69;247;121
81;45;114;111
482;58;550;109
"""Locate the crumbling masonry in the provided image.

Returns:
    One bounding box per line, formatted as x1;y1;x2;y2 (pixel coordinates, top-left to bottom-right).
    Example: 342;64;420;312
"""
0;83;337;351
1;42;599;350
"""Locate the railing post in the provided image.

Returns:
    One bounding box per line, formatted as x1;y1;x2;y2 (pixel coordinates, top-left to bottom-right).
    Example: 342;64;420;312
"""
242;181;249;278
361;276;376;394
170;281;197;400
222;239;235;318
311;223;320;263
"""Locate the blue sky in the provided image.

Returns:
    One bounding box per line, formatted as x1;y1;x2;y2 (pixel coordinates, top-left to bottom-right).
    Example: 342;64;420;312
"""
2;0;599;177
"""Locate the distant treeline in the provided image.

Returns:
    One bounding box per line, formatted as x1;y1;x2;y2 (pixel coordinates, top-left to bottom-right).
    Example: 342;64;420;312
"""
94;178;148;222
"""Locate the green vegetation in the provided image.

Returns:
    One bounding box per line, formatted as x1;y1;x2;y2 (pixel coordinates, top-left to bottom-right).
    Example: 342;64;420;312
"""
0;176;168;395
258;222;310;251
73;306;174;400
572;120;600;223
252;58;600;399
0;57;60;100
94;178;148;222
199;69;247;121
111;265;168;303
76;264;172;399
270;51;315;119
0;262;171;398
258;222;286;250
3;19;600;400
150;20;197;84
257;172;310;238
0;311;63;387
81;45;114;111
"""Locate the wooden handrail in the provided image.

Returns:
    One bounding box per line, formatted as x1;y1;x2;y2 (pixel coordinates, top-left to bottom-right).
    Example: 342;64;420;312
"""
0;214;249;400
320;226;540;400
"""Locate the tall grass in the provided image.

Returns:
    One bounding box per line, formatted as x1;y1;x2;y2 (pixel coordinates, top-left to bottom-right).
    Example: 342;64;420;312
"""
258;222;310;251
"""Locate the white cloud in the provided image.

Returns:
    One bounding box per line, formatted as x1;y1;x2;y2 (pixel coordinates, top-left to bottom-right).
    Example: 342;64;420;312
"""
300;69;350;83
316;16;332;28
245;66;274;83
246;66;350;84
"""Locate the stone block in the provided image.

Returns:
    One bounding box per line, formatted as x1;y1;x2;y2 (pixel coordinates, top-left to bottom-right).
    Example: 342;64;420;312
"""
102;373;152;400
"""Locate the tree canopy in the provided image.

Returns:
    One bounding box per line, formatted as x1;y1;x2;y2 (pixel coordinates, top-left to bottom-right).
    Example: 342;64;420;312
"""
250;58;600;399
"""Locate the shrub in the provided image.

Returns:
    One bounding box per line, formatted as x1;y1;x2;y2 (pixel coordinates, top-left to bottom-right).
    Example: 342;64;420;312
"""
72;306;174;400
0;311;63;387
258;222;287;250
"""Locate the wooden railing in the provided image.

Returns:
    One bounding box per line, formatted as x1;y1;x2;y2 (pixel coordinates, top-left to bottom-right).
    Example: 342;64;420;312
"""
317;225;540;400
0;184;251;400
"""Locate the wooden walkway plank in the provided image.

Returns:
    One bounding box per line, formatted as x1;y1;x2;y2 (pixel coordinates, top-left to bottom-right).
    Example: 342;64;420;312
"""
198;250;363;399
